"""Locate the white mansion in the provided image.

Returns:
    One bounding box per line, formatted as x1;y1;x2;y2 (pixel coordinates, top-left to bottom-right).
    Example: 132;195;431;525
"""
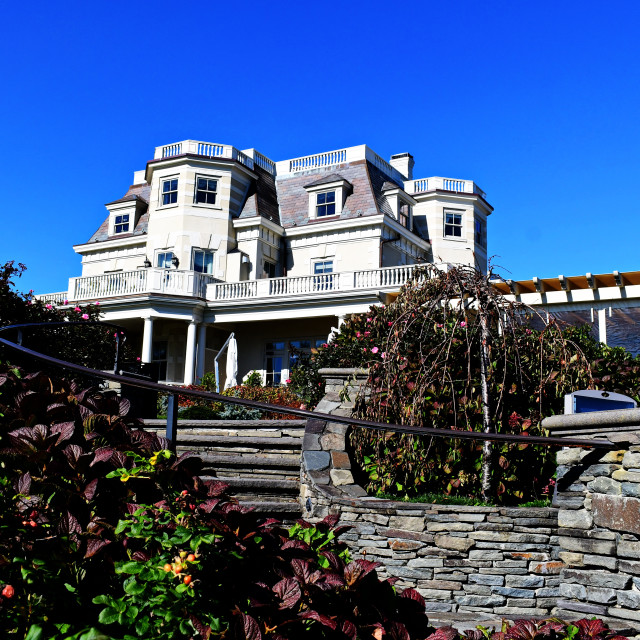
45;140;491;385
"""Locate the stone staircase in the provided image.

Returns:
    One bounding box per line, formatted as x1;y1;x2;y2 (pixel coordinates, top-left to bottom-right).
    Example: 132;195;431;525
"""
142;419;305;517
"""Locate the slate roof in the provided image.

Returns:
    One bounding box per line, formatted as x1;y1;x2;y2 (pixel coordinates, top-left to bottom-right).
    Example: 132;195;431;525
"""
84;183;150;244
238;165;280;224
275;160;393;228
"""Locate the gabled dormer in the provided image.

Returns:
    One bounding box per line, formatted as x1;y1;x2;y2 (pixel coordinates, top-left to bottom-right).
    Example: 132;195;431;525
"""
381;182;417;231
303;174;353;221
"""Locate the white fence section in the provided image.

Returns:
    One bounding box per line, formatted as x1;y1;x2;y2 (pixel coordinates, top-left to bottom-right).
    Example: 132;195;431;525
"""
69;270;220;301
406;177;486;198
211;281;258;300
35;292;68;305
154;141;256;170
354;265;417;289
287;148;348;173
62;266;426;304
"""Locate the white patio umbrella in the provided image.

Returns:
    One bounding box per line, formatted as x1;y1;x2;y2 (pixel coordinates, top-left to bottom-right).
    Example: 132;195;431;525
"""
224;335;238;389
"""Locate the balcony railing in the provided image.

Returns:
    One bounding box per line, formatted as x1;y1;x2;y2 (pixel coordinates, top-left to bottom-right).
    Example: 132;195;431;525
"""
154;140;257;171
58;265;428;305
406;177;486;198
68;269;220;301
209;265;420;302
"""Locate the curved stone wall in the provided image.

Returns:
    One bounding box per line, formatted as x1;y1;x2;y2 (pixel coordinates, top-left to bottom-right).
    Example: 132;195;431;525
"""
300;369;563;619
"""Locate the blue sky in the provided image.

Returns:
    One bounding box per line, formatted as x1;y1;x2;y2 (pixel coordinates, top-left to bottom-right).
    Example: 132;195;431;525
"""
2;0;639;294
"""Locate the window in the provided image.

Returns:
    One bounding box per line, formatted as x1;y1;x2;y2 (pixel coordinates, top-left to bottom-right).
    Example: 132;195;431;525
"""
263;261;277;279
289;338;326;371
398;201;411;229
316;191;336;217
152;340;168;381
265;341;285;385
475;219;485;247
313;260;334;291
195;177;217;205
444;211;463;237
157;252;174;268
193;249;214;274
113;213;130;234
162;178;178;205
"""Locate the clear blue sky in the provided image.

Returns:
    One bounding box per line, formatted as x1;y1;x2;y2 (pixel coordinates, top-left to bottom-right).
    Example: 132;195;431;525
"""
2;0;639;294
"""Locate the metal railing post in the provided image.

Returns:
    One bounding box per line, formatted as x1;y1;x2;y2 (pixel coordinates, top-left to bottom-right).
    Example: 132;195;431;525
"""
166;393;178;451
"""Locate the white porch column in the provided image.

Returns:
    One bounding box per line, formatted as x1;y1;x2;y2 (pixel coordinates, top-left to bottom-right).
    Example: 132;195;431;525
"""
598;308;608;345
184;320;198;385
141;316;154;363
195;324;207;383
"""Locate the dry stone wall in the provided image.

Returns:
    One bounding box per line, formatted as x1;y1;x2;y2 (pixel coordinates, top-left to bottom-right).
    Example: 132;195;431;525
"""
544;410;640;632
300;369;564;619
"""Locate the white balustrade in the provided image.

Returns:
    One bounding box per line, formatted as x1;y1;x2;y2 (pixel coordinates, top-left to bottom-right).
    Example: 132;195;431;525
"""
355;265;417;289
161;143;182;158
70;269;220;301
254;150;276;174
407;176;485;196
268;273;340;296
212;281;258;300
35;291;68;305
288;149;347;173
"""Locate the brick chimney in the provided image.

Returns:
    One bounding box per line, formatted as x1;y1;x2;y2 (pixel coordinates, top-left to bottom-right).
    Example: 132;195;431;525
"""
389;153;415;180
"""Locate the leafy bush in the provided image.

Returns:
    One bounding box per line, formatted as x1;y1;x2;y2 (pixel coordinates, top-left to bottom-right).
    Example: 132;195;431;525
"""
221;384;304;419
0;362;435;639
177;405;219;419
243;370;263;387
291;265;640;504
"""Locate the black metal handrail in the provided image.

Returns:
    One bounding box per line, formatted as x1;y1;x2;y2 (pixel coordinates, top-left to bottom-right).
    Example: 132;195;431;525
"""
0;322;617;451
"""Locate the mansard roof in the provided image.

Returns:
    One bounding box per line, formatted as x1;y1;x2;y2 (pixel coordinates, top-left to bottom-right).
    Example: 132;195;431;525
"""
238;165;280;224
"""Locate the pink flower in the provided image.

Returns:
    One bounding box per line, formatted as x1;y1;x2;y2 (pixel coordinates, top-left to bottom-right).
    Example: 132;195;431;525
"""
74;306;81;312
136;357;141;361
371;346;379;354
64;299;68;305
526;329;532;335
367;318;372;323
321;343;328;348
356;332;361;338
363;347;367;352
81;313;89;320
285;378;292;384
95;301;100;306
388;321;393;326
437;324;443;328
364;331;370;336
381;352;386;358
45;304;52;310
460;321;467;327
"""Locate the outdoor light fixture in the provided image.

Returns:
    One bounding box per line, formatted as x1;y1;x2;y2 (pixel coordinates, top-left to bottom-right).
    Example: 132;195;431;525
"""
143;258;151;268
171;256;180;268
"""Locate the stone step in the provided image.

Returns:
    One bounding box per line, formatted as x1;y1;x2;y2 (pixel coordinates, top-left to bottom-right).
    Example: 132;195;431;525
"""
212;476;300;496
176;435;302;448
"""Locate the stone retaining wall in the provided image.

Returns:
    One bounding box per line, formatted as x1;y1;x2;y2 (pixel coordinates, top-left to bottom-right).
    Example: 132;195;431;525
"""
544;409;640;631
300;369;563;619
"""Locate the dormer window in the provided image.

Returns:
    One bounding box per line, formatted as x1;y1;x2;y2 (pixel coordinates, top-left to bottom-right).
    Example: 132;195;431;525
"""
195;177;218;205
398;201;411;229
114;214;130;234
304;174;352;220
316;191;336;217
382;184;416;230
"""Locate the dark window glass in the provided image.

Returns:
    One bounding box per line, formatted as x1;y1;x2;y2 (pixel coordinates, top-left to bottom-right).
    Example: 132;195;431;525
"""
193;249;214;274
162;179;178;205
316;191;336;217
114;214;130;234
444;212;462;237
195;177;217;204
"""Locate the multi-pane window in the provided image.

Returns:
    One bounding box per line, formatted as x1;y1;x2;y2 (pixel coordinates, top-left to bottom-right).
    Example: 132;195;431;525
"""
193;249;214;274
157;252;174;268
114;214;130;234
313;260;334;290
398;201;411;229
475;219;485;247
316;191;336;217
288;338;326;371
265;341;285;385
162;178;178;205
195;177;218;205
444;211;463;237
263;261;277;279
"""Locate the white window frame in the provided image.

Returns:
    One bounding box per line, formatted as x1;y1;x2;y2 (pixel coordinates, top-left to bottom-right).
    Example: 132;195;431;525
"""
160;177;179;207
193;175;220;207
475;217;486;248
444;209;464;239
156;250;175;269
192;248;215;274
315;190;336;217
304;179;350;220
398;200;412;230
113;213;130;234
